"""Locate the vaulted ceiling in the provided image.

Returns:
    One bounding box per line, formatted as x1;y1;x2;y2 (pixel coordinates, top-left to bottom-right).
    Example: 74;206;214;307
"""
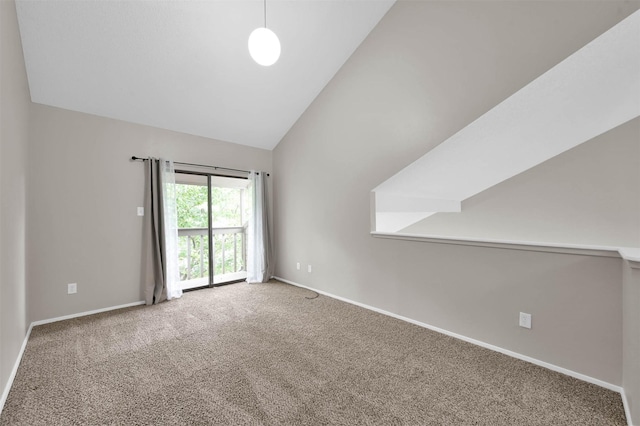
15;0;395;150
373;9;640;234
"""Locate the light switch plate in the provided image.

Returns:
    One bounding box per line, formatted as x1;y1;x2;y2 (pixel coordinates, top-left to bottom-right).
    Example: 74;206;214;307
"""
137;207;144;216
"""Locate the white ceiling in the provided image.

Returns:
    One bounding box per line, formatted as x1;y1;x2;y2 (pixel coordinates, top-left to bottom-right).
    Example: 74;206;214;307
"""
15;0;395;150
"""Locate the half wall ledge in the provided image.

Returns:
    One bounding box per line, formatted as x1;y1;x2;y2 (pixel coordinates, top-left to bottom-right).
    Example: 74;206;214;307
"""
371;231;640;265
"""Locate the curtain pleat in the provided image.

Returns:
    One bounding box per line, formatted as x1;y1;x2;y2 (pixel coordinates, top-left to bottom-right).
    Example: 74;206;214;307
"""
163;160;182;300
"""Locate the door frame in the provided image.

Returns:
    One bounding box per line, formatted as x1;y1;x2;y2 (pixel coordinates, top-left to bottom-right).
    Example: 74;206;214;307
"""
175;169;249;290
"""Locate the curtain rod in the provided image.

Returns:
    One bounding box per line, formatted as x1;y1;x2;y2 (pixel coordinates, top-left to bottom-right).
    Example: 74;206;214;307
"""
131;156;269;176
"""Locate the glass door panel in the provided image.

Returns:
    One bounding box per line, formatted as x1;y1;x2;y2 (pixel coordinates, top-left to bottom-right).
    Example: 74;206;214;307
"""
210;176;250;284
175;173;210;290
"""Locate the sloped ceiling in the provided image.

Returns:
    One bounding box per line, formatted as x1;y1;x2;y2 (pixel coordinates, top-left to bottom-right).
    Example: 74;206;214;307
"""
373;9;640;234
15;0;395;150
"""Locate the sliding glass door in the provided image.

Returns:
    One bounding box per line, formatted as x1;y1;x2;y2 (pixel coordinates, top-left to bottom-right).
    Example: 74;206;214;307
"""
175;172;249;290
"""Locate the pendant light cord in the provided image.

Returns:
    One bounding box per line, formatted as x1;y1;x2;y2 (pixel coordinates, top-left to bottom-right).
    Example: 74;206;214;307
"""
264;0;267;28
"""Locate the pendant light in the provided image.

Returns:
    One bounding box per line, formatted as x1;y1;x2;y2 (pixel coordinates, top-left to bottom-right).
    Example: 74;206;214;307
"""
248;0;280;66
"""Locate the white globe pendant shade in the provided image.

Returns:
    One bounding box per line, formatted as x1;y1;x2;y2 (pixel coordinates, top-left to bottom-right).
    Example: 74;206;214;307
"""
248;27;281;66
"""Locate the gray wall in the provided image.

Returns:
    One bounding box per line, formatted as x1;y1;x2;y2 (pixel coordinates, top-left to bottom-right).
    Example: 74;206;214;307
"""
3;0;638;421
0;0;29;400
273;0;639;386
27;104;272;322
623;261;640;425
403;117;640;247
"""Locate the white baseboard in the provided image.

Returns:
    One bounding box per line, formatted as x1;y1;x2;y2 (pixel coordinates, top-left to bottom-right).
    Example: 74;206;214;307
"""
31;300;145;326
622;389;634;426
273;276;622;393
0;323;33;414
0;300;145;415
3;288;634;425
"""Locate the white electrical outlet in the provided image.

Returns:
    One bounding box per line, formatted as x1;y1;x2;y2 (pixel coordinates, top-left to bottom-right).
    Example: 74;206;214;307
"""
308;265;312;273
68;283;77;294
137;207;144;216
519;312;532;329
296;262;300;270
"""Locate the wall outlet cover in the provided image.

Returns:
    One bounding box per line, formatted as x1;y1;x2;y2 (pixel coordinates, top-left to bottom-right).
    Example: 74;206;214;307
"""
519;312;532;329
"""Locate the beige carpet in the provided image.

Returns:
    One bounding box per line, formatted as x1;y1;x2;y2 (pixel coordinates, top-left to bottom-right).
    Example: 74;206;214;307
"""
1;281;626;425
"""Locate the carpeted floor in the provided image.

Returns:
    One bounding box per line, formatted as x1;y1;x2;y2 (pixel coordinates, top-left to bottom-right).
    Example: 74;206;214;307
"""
1;280;626;425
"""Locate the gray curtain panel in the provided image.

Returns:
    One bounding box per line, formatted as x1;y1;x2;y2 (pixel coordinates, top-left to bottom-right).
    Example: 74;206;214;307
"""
247;171;273;283
142;158;168;305
259;174;273;282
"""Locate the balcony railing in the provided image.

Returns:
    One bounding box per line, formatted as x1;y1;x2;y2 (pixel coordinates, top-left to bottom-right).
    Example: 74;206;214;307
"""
178;226;247;289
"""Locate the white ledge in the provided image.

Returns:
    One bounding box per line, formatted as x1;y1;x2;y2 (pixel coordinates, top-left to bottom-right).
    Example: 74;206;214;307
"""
619;248;640;269
371;231;640;262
